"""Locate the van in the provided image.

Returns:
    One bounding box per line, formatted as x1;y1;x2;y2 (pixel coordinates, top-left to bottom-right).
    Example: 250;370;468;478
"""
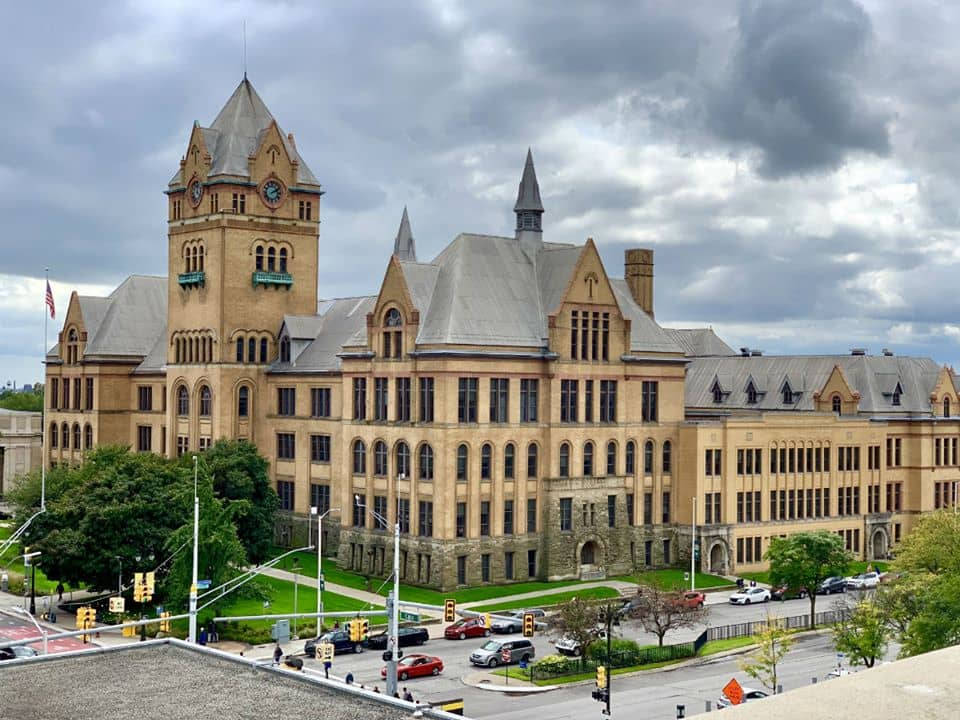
469;638;535;668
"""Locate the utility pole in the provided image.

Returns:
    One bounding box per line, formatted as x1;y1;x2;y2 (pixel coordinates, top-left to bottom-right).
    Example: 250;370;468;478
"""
691;495;697;592
292;559;300;638
189;455;199;643
313;506;339;638
604;602;612;717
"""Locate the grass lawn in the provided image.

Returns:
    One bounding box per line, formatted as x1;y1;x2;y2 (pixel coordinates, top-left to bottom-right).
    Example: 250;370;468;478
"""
0;522;70;594
472;587;620;613
630;569;731;590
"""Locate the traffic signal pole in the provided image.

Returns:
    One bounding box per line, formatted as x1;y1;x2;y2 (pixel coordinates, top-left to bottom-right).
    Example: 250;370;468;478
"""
691;495;697;592
605;604;612;717
386;512;400;698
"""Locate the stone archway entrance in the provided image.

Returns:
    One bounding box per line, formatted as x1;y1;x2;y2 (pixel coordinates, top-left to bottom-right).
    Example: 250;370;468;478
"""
871;528;888;561
709;541;728;575
578;539;605;580
580;541;598;565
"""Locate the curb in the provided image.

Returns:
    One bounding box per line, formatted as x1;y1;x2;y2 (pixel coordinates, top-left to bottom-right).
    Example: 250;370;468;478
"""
460;672;558;694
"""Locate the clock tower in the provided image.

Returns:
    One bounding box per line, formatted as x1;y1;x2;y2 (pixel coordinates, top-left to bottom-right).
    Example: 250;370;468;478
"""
164;77;322;453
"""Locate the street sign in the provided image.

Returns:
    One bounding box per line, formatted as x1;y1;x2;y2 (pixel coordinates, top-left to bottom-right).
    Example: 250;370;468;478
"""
399;611;420;623
501;648;512;664
722;678;744;706
108;596;125;613
196;579;211;590
318;642;335;661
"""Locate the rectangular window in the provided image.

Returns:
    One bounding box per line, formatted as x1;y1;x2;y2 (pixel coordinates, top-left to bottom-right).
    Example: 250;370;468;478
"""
310;484;330;515
584;380;594;422
85;377;94;410
352;499;365;528
480;501;491;536
61;379;69;409
419;377;434;422
644;492;653;524
527;549;537;578
277;387;296;416
176;435;188;458
797;447;805;473
644;540;653;565
705;449;713;476
136;425;152;452
824;488;831;517
580;310;588;359
50;379;59;410
527;498;537;533
662;491;671;523
704;493;713;524
373;496;387;530
310;388;331;418
418;501;433;537
626;493;634;526
600;380;617;422
232;192;246;213
607;494;616;527
504;551;514;580
310;434;330;462
737;449;744;475
456;502;467;538
503;500;514;535
745;537;753;563
398;498;410;534
520;379;538;422
138;386;153;412
457;555;467;585
481;554;490;582
489;378;509;423
277;432;295;460
737;538;744;564
662;538;671;563
374;377;388;421
601;312;609;361
770;490;777;520
737;492;744;522
895;438;902;466
277;481;294;511
560;498;573;531
571;310;578;359
458;377;478;423
561;380;578;422
714;450;723;476
591;311;599;360
641;381;658;422
352;378;366;420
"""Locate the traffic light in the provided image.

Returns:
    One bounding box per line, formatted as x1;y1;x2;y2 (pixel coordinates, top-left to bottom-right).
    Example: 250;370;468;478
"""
359;618;369;638
591;688;609;703
444;598;456;622
348;619;360;642
484;613;491;629
596;665;607;689
159;612;171;633
144;572;155;602
522;612;535;638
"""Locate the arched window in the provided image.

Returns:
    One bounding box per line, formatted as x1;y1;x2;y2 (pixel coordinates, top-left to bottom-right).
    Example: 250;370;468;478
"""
456;444;468;481
279;248;287;273
255;246;264;271
50;422;58;448
374;441;388;476
67;328;79;364
625;441;635;475
606;441;617;476
481;443;492;479
73;423;81;450
396;441;410;478
662;441;672;474
177;386;189;416
383;308;402;359
280;337;291;363
527;443;538;478
199;386;211;417
84;424;93;449
267;247;276;272
559;443;570;477
198;246;204;272
504;443;515;479
237;386;249;418
260;338;268;363
644;440;654;474
945;397;952;417
832;395;841;415
236;338;244;362
583;442;594;477
61;423;69;449
385;309;402;326
191;247;198;272
352;440;366;475
419;444;434;480
248;338;256;363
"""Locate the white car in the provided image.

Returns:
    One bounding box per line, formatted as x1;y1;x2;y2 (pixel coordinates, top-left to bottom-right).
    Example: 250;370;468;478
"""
717;686;769;708
554;626;617;656
729;587;771;605
845;572;880;590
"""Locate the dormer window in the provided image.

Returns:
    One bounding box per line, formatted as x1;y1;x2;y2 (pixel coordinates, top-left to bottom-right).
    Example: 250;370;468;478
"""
66;328;79;364
280;336;291;363
782;381;794;405
746;382;758;405
832;395;842;415
945;397;951;417
712;381;724;404
892;383;902;407
383;308;402;359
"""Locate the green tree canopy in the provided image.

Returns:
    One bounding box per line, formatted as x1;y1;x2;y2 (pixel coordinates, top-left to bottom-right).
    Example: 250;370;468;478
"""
766;531;850;630
832;598;889;667
0;388;44;412
739;615;794;694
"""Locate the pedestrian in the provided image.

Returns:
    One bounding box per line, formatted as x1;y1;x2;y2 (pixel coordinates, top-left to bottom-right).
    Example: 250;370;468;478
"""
273;643;283;666
345;672;354;685
56;582;64;602
373;686;380;694
403;687;414;702
198;626;208;646
334;620;340;630
393;692;400;699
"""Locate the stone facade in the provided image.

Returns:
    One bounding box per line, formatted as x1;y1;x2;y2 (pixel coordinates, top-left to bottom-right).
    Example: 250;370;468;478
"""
0;409;42;497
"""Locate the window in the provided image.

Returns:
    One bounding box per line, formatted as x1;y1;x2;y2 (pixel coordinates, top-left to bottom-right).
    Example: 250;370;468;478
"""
601;312;609;360
504;443;516;479
662;441;672;474
832;395;842;414
255;247;264;271
625;441;636;475
559;443;570;477
600;380;617;422
527;444;538;478
626;493;635;525
138;386;153;412
73;378;81;410
237;386;249;418
85;378;94;410
311;483;330;515
278;336;290;363
456;503;467;538
481;443;492;479
352;497;365;528
277;433;295;460
746;382;758;405
383;308;403;359
490;378;509;423
236;338;244;361
607;495;616;527
419;377;434;422
520;379;538;422
643;492;653;524
398;499;410;533
50;379;58;410
277;481;294;511
457;555;467;585
137;426;152;452
84;424;93;449
561;380;578;422
527;498;537;532
353;378;367;420
705;493;714;524
418;501;433;537
177;386;189;416
395;378;411;422
480;501;490;536
267;247;276;272
560;498;573;531
352;439;366;474
945;397;952;417
299;200;312;220
419;444;434;480
662;491;671;523
606;441;617;476
644;440;654;474
458;378;478;423
782;381;794;404
60;422;69;449
892;383;902;406
528;549;537;578
176;435;188;458
712;381;724;404
662;539;671;563
232;192;246;213
504;552;514;580
50;421;58;448
372;496;387;530
395;442;410;478
504;500;514;535
583;442;594;476
278;248;288;273
308;388;330;418
374;377;388;421
571;310;579;359
248;337;256;363
62;380;69;409
584;380;594;422
277;387;295;416
481;554;491;582
194;385;209;417
374;441;387;476
456;444;468;481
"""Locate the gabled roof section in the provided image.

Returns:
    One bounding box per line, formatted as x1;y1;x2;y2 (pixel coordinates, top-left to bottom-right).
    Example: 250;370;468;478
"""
514;148;544;212
392;207;416;262
133;327;168;374
66;276;167;360
270;296;376;373
662;328;736;357
398;261;440;316
609;279;685;354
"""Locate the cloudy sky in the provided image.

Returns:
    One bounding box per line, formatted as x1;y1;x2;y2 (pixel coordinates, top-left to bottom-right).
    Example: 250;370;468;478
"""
3;0;960;385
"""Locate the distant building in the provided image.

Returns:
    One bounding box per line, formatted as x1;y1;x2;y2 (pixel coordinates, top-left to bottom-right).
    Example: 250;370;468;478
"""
0;409;42;497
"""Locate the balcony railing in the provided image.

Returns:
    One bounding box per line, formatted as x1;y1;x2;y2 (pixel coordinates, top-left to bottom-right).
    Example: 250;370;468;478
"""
178;271;205;288
252;271;293;288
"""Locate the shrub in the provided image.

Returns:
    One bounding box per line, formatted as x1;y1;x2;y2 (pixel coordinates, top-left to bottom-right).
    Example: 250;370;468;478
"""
588;637;644;666
532;654;579;676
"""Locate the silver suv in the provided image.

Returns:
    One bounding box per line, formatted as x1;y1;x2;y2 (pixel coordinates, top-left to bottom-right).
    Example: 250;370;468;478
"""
469;638;535;668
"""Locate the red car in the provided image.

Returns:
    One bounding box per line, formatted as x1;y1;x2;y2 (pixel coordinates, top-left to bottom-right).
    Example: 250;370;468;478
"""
381;654;444;681
676;591;706;609
444;617;490;640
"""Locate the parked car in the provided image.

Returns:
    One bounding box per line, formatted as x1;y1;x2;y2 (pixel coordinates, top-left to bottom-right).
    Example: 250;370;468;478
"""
817;576;847;595
469;638;535;668
771;585;808;601
717;686;769;708
303;629;366;657
729;587;771;605
825;667;854;679
365;626;429;649
0;646;37;661
491;608;546;634
879;571;902;584
444;616;490;640
845;572;880;590
677;591;707;609
555;626;619;656
380;654;443;680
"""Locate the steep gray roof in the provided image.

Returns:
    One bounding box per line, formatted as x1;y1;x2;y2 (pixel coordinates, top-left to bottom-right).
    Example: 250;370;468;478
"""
133;326;168;374
392;207;416;262
686;354;944;415
609;279;685;354
514;148;544;212
271;296;376;372
170;78;319;187
398;261;440;315
663;328;736;357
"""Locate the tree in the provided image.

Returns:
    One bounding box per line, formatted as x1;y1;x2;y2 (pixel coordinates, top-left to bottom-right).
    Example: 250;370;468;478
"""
0;388;44;412
549;595;604;668
893;510;960;575
766;531;850;630
874;572;934;639
739;615;794;694
899;574;960;656
625;584;705;646
832;598;889;667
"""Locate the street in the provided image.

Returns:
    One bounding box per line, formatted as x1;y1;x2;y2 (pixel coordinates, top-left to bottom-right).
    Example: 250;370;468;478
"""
0;613;89;655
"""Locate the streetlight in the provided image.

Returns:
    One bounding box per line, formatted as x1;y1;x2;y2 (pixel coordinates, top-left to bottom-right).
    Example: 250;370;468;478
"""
24;551;41;616
11;606;47;655
292;558;300;638
311;505;340;638
691;496;697;592
188;455;199;643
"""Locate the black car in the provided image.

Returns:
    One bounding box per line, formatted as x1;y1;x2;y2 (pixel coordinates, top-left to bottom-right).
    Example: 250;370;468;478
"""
817;577;847;595
366;626;429;649
771;585;808;601
303;629;366;657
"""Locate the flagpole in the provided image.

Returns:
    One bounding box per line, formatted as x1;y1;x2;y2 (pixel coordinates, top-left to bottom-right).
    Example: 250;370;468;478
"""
41;268;48;511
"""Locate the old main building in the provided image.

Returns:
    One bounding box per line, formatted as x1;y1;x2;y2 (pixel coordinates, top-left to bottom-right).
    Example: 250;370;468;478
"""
44;79;960;590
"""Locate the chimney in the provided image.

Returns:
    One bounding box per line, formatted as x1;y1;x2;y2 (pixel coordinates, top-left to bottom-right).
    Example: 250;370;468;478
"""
624;248;654;317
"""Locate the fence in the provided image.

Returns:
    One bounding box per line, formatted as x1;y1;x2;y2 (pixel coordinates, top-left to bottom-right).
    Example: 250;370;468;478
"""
707;610;841;641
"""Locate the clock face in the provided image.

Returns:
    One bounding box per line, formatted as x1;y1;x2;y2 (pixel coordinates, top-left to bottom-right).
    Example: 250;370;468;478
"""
189;180;203;206
261;179;284;207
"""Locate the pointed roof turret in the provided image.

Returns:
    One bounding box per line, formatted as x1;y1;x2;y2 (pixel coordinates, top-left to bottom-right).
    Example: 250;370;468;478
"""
393;206;417;262
514;148;544;213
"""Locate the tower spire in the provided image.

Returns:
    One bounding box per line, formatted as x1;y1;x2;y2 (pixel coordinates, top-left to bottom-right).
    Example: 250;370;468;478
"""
393;206;416;262
514;148;543;232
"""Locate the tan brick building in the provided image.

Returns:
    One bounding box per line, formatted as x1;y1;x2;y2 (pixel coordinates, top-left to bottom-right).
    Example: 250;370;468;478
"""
0;409;42;497
44;79;960;589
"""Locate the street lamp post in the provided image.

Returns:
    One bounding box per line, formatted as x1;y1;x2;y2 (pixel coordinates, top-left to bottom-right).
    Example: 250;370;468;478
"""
188;455;199;643
292;559;300;638
691;496;697;592
312;506;340;638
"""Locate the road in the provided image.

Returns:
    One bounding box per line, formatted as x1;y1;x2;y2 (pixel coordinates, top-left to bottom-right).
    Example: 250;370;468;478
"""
0;613;89;655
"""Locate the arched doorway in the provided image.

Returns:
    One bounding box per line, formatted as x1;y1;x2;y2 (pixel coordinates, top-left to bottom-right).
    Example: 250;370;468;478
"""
580;541;598;565
871;529;888;560
709;541;727;575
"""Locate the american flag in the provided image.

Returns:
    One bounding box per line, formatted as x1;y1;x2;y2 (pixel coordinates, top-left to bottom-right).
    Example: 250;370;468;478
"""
45;280;55;319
